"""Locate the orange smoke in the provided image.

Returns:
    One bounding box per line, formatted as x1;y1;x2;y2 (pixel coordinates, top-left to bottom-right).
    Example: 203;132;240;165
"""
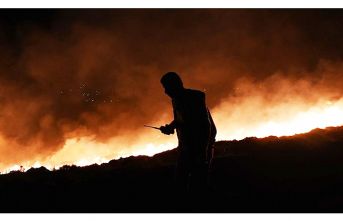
1;10;343;173
213;71;343;140
3;67;343;173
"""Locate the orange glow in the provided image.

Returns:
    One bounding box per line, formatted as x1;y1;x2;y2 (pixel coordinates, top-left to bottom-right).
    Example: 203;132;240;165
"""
2;95;343;174
1;129;177;173
213;97;343;141
2;11;343;175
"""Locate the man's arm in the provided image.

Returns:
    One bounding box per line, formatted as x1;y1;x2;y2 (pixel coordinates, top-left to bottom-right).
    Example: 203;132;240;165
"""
168;120;177;129
161;100;178;135
160;121;175;135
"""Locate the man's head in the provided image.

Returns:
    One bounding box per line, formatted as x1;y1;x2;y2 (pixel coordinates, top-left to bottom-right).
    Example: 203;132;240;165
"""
160;72;184;98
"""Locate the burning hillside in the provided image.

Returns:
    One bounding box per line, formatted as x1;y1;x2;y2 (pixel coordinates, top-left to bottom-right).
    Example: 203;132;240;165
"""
2;125;343;212
1;10;343;173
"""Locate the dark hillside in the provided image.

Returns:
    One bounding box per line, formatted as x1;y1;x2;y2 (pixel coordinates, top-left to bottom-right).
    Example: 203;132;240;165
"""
1;126;343;212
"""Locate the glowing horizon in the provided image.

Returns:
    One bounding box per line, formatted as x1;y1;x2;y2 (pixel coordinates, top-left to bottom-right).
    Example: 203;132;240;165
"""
2;95;343;174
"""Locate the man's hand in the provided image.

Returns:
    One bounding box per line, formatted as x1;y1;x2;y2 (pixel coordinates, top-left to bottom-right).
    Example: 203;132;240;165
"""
160;124;174;135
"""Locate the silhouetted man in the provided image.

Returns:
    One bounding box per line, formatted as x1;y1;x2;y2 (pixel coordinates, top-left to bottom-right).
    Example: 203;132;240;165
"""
160;72;216;194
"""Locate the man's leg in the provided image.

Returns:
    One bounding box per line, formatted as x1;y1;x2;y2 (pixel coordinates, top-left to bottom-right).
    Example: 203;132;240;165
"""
189;161;208;194
174;153;191;194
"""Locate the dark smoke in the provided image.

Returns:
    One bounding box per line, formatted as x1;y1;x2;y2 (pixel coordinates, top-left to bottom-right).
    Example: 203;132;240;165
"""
1;9;343;166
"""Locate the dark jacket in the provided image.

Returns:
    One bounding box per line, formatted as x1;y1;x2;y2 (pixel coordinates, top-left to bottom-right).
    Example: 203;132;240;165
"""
172;89;216;158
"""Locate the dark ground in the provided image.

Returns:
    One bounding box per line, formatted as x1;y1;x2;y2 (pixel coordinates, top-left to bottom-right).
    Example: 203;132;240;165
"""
1;126;343;212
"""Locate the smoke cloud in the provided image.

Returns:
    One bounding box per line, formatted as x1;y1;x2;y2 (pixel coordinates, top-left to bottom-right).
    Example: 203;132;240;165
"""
1;9;343;170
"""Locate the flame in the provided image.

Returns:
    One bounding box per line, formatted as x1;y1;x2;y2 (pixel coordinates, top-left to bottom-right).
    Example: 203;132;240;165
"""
1;132;177;173
2;95;343;174
214;97;343;141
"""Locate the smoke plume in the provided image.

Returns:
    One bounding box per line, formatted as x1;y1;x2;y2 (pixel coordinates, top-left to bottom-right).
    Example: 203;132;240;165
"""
1;10;343;171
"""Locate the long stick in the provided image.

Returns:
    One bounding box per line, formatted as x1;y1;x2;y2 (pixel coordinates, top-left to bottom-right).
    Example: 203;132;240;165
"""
144;125;161;130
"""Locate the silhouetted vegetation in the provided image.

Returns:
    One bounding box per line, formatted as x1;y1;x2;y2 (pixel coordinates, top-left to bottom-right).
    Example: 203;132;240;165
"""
1;126;343;212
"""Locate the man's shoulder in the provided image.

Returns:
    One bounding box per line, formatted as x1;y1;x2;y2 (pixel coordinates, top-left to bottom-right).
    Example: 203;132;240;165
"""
184;88;205;97
184;89;205;101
